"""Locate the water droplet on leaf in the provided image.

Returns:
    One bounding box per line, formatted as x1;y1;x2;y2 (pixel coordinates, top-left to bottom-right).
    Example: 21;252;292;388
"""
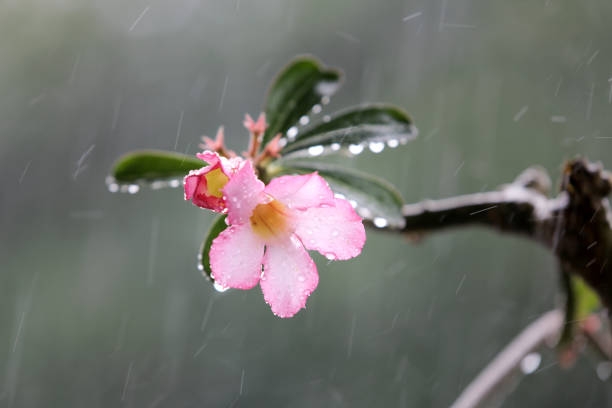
325;253;336;261
368;142;385;153
299;115;310;126
330;143;340;151
373;217;388;228
597;362;612;381
312;104;322;114
387;139;400;148
287;126;298;141
308;145;324;157
348;144;364;155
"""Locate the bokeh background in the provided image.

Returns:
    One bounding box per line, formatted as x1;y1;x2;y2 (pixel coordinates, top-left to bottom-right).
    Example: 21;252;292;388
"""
2;0;612;406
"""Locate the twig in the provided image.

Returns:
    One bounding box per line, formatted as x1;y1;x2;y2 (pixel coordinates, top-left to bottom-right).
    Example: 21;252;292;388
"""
450;310;563;408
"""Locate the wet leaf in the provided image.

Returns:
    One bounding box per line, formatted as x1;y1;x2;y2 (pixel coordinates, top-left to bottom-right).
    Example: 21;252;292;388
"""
198;215;228;281
111;150;204;183
273;161;405;228
282;105;417;157
262;56;342;148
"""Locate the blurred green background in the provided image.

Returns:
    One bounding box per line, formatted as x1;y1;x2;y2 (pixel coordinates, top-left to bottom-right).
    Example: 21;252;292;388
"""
2;0;612;406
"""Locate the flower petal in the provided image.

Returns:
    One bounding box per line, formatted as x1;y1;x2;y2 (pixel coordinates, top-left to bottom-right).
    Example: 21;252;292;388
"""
265;173;335;210
223;160;265;225
294;198;365;260
184;166;226;212
209;223;265;289
260;236;319;318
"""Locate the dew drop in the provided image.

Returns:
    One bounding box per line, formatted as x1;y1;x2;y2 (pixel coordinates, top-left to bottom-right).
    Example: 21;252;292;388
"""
287;126;298;141
321;96;331;105
387;139;400;148
323;115;331;123
520;352;541;375
368;141;385;153
299;115;310;126
358;207;372;219
325;253;336;260
373;217;388;228
312;104;322;114
348;200;358;208
399;137;410;145
334;193;346;200
597;362;612;381
278;138;287;148
213;282;230;293
108;183;119;193
169;179;181;188
348;144;364;155
308;145;324;157
330;143;341;151
127;184;140;194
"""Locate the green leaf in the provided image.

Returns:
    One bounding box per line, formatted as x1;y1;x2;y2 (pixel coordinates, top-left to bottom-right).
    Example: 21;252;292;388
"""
573;275;601;320
262;56;342;148
111;150;204;183
273;161;405;228
281;105;417;157
198;215;228;281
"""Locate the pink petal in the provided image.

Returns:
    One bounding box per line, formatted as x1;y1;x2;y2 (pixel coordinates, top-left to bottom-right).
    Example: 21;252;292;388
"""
265;173;335;210
223;160;265;225
183;167;226;212
294;198;365;260
209;223;265;289
260;236;319;318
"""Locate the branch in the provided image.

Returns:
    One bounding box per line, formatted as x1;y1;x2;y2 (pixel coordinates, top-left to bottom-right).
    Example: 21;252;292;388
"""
450;310;563;408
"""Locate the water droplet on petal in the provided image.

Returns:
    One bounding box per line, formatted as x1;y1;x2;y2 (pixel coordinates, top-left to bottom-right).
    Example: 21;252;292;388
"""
373;217;388;228
287;126;298;141
368;141;385;153
307;145;324;157
348;144;364;155
330;143;340;151
325;253;336;261
597;362;612;381
331;230;339;237
387;139;400;148
306;229;313;235
299;115;310;126
297;275;306;282
348;200;358;208
520;352;541;375
312;104;322;114
213;282;230;293
334;193;346;200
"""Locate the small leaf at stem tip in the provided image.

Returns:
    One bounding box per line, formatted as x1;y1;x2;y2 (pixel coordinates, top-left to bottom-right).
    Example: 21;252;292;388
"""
262;56;342;149
198;215;229;281
110;149;205;186
280;105;417;157
273;161;405;229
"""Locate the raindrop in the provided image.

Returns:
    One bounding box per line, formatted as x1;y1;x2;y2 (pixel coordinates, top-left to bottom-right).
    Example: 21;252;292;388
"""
312;104;322;114
287;126;298;141
373;217;388;228
334;193;346;200
323;115;331;123
331;230;339;237
308;145;324;156
278;138;287;148
168;179;181;188
306;229;313;235
348;200;358;208
358;207;373;219
348;144;364;155
213;282;230;292
597;362;612;381
127;184;140;194
325;253;336;260
299;115;310;126
321;96;331;105
399;137;410;145
387;139;400;148
108;183;119;193
368;141;385;153
330;143;341;151
520;352;541;374
297;275;306;282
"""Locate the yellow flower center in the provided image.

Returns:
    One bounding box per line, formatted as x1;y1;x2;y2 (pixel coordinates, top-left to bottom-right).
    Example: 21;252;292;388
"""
204;168;229;198
250;199;291;240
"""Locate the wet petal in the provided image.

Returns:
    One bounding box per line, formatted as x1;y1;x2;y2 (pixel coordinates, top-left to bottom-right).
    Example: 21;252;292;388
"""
294;198;365;260
184;166;226;212
265;173;335;210
223;160;265;225
260;236;319;318
210;223;265;289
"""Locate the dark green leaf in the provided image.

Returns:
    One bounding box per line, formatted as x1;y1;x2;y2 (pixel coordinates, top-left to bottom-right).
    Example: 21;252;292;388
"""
262;57;342;148
281;105;417;157
111;150;204;183
198;215;228;281
273;161;405;228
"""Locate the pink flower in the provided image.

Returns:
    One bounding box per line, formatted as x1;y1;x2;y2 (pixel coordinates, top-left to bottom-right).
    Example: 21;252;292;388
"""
243;113;267;136
209;160;366;318
184;151;243;212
